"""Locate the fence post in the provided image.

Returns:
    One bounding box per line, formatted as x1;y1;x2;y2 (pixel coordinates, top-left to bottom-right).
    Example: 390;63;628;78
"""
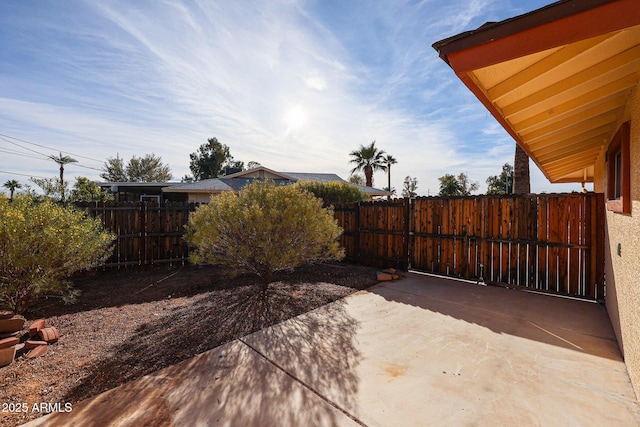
403;197;411;271
139;203;147;271
354;202;360;265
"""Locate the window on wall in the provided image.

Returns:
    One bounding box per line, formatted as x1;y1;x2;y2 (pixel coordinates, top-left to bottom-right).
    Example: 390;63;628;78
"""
606;121;631;214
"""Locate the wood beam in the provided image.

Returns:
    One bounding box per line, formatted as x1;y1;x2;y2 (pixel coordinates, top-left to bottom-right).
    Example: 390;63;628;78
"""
502;45;640;118
488;33;615;101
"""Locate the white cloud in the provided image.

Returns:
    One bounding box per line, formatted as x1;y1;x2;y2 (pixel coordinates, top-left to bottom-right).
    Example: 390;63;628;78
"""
0;0;579;194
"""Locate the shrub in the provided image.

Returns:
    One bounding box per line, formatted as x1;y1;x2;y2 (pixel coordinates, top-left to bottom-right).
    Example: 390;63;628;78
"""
185;180;344;289
0;196;114;313
294;180;367;206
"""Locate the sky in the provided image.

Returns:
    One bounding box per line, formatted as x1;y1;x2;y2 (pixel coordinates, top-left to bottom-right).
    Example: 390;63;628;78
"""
0;0;587;196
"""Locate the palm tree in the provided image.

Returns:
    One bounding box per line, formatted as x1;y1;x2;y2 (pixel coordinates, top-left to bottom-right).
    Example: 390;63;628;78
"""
3;179;21;201
382;154;397;199
349;141;387;187
513;145;530;194
49;152;77;202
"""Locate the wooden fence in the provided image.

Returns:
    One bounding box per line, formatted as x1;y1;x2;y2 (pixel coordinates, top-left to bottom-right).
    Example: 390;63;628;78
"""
334;193;606;300
75;202;197;268
335;199;409;270
77;194;606;300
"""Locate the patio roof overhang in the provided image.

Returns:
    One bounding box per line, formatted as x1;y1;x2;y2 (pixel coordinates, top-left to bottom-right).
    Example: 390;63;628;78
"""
433;0;640;183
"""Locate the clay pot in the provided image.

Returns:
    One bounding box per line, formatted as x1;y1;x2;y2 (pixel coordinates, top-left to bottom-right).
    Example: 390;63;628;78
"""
0;310;14;320
24;340;48;350
25;345;47;359
38;327;59;343
0;337;19;349
29;319;46;337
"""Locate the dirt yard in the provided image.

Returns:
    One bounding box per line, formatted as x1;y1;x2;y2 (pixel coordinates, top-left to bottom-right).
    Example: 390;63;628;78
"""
0;262;379;426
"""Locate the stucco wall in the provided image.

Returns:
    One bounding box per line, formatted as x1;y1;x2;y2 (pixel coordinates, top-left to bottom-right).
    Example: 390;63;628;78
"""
594;83;640;400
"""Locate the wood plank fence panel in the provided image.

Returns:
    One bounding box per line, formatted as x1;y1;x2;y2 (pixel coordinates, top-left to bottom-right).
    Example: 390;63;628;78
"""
75;202;197;269
400;193;604;300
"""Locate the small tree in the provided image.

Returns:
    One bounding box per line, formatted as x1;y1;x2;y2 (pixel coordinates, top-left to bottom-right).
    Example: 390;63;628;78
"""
438;172;479;196
295;181;367;206
401;176;418;198
348;174;365;186
70;177;113;202
185;181;344;290
30;177;67;201
0;196;114;313
126;154;172;182
101;154;128;182
486;163;514;195
101;153;172;182
189;137;234;180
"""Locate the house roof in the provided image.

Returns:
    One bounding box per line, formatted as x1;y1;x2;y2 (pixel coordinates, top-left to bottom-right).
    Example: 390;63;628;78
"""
161;179;232;193
433;0;640;183
161;167;391;197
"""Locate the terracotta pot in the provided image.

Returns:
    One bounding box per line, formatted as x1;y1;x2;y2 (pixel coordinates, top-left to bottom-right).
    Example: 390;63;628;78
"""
0;315;25;333
29;319;46;337
25;345;47;359
0;310;14;320
0;337;19;349
24;340;48;350
38;327;59;343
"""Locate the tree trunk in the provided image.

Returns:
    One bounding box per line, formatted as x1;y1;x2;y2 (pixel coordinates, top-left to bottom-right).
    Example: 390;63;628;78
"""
513;144;530;194
364;166;373;187
59;164;65;202
387;165;391;199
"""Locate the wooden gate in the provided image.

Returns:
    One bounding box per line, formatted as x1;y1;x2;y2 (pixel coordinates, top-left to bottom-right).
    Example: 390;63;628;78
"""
410;193;605;300
335;193;605;300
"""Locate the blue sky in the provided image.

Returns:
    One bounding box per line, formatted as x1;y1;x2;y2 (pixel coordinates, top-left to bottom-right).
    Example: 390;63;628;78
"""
0;0;583;196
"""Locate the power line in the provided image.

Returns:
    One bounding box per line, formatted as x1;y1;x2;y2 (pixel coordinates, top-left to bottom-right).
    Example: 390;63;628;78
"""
0;148;48;161
0;170;50;179
0;146;104;172
0;132;105;163
74;164;104;172
0;136;50;158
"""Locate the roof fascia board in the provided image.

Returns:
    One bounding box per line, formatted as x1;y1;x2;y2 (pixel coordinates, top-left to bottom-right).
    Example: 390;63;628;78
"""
435;0;640;73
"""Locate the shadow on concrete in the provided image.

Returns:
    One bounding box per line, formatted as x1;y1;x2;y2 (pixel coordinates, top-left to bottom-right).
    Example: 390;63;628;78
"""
372;273;622;361
49;284;361;426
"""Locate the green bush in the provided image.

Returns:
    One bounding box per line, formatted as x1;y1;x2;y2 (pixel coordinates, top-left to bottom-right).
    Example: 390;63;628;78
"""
185;180;344;289
0;196;114;313
295;180;367;206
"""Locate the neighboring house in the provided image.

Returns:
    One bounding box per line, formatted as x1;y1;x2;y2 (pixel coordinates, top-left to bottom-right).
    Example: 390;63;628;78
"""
97;182;185;202
433;0;640;399
162;166;390;203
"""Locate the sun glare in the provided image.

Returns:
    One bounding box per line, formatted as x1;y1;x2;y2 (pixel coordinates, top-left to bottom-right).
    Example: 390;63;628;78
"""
285;106;306;131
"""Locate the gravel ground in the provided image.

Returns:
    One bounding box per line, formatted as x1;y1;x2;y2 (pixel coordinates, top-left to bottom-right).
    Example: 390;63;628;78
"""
0;262;380;427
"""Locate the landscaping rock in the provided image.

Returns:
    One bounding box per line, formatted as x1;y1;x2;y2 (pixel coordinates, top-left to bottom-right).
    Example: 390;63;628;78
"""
38;327;60;343
0;315;26;333
24;340;48;350
29;319;46;337
0;310;15;320
0;337;19;349
0;346;16;367
25;345;47;359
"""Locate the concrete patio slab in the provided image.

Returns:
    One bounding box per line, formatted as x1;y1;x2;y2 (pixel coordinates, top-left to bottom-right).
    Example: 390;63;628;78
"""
24;273;640;426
